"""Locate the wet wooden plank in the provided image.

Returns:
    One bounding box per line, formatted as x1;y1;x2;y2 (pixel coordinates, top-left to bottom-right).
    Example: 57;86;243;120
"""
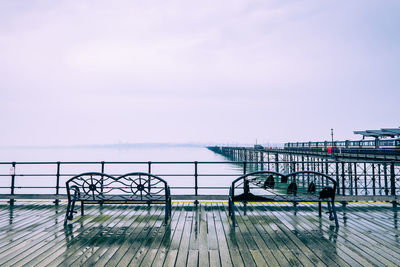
198;204;210;267
71;207;140;266
0;202;398;267
127;212;167;266
0;205;73;266
209;249;221;267
101;207;158;266
290;203;374;267
342;204;400;250
109;207;164;266
235;203;303;266
287;203;380;267
89;207;151;266
233;208;268;266
163;203;188;267
235;204;286;267
83;206;162;266
135;206;179;267
0;204;62;259
330;204;400;264
186;250;199;267
214;203;245;267
151;203;185;267
264;203;339;266
41;205;130;266
264;203;348;266
174;206;194;266
305;202;400;266
222;204;256;267
19;205;103;266
210;203;233;267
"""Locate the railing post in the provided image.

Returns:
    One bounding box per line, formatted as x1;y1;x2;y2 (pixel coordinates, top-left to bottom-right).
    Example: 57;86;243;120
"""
372;163;376;196
384;163;388;195
101;161;105;173
364;162;368;196
54;161;61;205
194;161;198;205
148;161;152;193
390;163;396;205
348;162;353;195
10;162;16;205
354;162;358;196
243;161;247;175
100;161;105;197
341;162;346;196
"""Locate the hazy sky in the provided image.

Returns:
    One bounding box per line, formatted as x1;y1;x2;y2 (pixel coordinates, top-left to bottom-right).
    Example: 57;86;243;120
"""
1;0;399;146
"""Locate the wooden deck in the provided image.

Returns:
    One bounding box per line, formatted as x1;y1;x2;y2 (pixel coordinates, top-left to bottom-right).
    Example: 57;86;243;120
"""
0;201;399;267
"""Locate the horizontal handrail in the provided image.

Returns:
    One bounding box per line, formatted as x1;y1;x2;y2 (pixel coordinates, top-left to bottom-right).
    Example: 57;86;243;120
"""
0;160;399;202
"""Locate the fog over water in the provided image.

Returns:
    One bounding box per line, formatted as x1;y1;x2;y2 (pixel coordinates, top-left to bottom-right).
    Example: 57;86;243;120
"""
0;145;243;195
0;145;223;162
1;1;399;147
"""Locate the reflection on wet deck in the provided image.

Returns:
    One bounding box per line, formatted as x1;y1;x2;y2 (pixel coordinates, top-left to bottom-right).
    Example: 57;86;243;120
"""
0;201;399;266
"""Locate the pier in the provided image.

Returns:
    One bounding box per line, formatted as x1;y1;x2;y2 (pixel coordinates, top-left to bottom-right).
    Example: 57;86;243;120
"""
208;146;400;204
1;201;400;266
0;149;399;266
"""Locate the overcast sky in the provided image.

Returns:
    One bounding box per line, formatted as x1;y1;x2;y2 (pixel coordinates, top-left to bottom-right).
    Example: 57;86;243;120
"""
0;0;399;147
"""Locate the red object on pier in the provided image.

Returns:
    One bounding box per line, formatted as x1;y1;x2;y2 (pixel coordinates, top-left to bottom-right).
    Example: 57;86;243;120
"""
327;147;332;153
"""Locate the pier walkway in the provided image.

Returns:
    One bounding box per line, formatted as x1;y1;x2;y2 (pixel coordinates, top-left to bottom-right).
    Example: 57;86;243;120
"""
0;201;399;266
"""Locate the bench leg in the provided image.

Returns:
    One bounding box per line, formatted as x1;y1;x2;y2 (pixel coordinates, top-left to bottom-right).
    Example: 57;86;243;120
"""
318;201;322;217
64;201;71;224
327;201;333;220
331;201;339;227
64;199;76;224
326;200;339;227
230;202;236;226
81;201;84;216
165;199;172;223
165;204;169;223
169;198;172;217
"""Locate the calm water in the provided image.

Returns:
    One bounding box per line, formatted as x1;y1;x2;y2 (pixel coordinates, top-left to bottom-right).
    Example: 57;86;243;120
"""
0;145;243;195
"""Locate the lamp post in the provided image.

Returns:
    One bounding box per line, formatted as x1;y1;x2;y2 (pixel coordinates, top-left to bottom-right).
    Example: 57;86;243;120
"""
331;128;334;154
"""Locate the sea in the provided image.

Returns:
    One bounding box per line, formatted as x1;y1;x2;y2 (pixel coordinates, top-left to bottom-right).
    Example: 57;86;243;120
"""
0;145;243;196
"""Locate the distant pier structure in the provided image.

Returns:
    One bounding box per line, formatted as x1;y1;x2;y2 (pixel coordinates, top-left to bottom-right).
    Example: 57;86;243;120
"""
208;128;400;203
210;127;400;162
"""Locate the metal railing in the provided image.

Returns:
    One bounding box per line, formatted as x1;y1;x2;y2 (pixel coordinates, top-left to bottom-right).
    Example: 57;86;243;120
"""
209;145;400;161
0;160;399;202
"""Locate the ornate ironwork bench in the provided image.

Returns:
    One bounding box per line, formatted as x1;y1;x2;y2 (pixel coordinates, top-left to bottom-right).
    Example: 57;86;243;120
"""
228;170;339;227
65;172;172;224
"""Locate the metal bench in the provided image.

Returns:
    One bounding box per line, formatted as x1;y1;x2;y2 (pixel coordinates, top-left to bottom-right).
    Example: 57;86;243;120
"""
228;170;339;227
65;172;172;224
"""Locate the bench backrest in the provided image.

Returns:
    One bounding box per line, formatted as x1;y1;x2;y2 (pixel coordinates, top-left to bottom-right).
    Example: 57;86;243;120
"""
66;172;170;202
231;170;337;200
